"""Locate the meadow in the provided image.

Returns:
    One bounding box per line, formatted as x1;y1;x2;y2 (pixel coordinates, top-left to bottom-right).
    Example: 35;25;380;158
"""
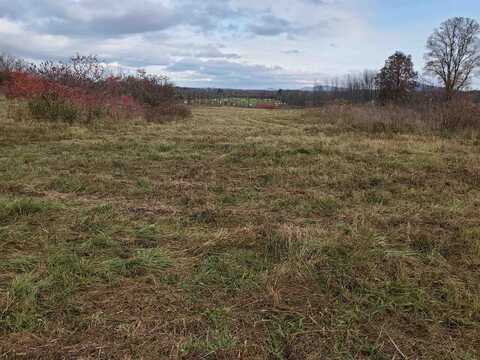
1;100;480;359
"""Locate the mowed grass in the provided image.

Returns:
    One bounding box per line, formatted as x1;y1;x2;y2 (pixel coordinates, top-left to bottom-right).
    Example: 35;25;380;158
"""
1;101;479;359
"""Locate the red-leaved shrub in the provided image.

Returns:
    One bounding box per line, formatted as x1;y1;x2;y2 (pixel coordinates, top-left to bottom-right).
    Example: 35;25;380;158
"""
6;71;143;122
3;53;190;123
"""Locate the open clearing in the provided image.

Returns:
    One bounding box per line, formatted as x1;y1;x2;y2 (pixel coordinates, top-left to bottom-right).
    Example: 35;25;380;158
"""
1;103;479;359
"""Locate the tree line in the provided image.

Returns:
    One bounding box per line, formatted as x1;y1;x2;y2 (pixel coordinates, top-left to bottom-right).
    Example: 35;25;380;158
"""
313;17;480;106
175;17;480;108
374;17;480;104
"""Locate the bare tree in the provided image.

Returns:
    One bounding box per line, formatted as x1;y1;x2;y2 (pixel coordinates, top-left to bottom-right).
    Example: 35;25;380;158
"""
70;54;106;85
0;53;28;72
0;53;29;86
424;17;480;99
32;54;106;89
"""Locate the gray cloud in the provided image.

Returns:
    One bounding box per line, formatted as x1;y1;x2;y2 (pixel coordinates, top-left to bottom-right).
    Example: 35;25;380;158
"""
284;49;301;54
249;15;307;37
0;0;329;38
0;0;245;37
165;58;326;89
0;0;356;89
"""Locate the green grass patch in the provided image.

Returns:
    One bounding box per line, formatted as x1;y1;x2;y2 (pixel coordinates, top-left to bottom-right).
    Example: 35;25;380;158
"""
181;307;237;357
0;274;41;332
0;255;39;273
102;248;173;277
193;249;266;292
0;197;59;223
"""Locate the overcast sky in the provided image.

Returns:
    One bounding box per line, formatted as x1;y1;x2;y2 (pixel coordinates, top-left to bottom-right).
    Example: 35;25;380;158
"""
1;0;479;89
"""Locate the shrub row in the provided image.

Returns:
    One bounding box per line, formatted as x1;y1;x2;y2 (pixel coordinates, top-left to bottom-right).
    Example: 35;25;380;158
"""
2;54;190;123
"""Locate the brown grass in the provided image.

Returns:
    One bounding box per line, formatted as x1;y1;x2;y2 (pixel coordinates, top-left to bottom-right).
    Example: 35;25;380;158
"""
0;102;479;359
305;99;480;134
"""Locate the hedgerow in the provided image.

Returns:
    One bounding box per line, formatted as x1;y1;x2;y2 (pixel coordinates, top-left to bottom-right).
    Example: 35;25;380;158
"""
2;54;189;123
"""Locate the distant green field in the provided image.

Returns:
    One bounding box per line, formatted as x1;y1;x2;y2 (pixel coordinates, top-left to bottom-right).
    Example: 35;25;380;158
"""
187;97;282;107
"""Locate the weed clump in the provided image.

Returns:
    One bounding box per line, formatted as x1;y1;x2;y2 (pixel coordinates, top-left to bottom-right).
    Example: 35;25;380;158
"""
0;198;58;223
0;274;40;332
261;224;322;262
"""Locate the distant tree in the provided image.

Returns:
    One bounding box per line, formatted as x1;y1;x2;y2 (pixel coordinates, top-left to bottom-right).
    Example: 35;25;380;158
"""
32;54;106;89
361;70;377;100
0;53;28;85
376;51;418;102
424;17;480;99
70;54;106;84
0;53;27;73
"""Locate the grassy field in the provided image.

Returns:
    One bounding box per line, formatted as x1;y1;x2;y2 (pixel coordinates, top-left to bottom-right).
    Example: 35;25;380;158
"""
1;100;479;359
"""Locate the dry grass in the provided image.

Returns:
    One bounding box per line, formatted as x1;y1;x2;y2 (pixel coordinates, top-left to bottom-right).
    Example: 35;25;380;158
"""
305;100;480;134
1;102;479;359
